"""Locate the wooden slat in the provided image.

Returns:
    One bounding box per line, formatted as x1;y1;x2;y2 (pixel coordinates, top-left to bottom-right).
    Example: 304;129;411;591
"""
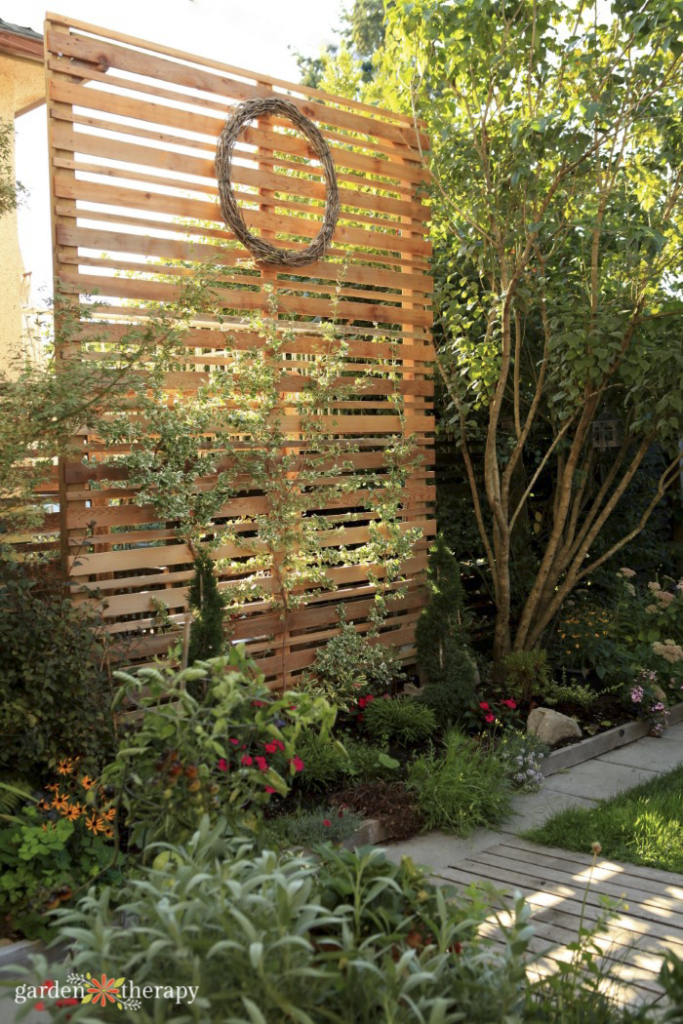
38;15;436;673
45;27;429;151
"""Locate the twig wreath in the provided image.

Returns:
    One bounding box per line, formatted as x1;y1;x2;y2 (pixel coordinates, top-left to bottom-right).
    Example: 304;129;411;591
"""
216;97;340;266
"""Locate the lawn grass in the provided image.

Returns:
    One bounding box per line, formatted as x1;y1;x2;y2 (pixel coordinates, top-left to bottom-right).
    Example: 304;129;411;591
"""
521;763;683;873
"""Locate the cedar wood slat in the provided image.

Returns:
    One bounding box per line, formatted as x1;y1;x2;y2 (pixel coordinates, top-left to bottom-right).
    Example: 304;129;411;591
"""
42;15;435;677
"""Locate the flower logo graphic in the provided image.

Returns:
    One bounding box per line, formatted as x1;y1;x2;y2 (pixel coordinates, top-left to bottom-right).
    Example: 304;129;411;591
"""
82;974;126;1008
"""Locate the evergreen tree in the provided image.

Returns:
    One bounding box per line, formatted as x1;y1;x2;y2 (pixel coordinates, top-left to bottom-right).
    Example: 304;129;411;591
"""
416;536;477;722
187;550;227;665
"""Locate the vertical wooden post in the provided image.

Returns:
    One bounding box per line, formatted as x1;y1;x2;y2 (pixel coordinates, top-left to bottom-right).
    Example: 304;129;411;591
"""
44;17;79;576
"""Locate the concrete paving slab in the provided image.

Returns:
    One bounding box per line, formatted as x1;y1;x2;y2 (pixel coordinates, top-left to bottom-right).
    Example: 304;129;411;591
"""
499;790;599;835
383;826;509;871
596;735;683;773
542;759;659;800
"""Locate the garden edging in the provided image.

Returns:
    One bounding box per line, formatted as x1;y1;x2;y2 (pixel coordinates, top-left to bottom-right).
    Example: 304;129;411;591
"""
540;701;683;776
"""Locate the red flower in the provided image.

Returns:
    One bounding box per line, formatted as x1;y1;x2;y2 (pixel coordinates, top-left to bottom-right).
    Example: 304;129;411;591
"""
265;785;276;794
357;714;364;723
479;702;490;710
290;755;305;773
251;700;266;708
241;755;253;767
264;739;284;754
217;758;229;772
366;695;375;702
255;756;268;772
501;699;517;709
228;738;239;746
484;712;495;724
57;999;80;1007
338;810;344;818
358;697;367;708
323;819;331;827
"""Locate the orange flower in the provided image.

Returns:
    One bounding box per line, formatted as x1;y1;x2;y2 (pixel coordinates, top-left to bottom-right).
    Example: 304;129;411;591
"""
64;803;83;821
102;807;116;822
102;827;114;840
85;814;106;834
80;775;96;791
51;794;69;812
36;798;50;813
56;759;74;776
44;783;59;793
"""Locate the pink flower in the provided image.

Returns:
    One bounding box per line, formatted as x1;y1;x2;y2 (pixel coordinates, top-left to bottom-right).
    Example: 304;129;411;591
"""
484;713;495;724
264;741;278;754
479;702;490;710
383;693;391;700
228;738;239;746
265;785;276;794
290;755;305;773
217;758;229;772
255;756;268;772
501;699;517;709
241;755;253;767
366;695;375;702
323;819;331;828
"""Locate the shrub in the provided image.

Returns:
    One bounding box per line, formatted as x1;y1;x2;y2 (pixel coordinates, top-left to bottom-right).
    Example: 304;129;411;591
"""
408;730;512;835
266;806;362;848
303;605;404;709
103;646;334;852
340;738;401;781
291;729;348;793
0;560;116;782
503;648;551;704
23;819;538;1023
363;695;436;745
187;550;226;669
418;649;477;724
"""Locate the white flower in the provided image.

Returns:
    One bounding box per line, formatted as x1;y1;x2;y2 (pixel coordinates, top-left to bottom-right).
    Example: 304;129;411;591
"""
648;581;662;592
619;567;637;578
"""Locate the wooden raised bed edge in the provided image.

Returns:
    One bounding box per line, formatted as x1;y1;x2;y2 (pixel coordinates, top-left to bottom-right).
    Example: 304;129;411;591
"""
541;701;683;777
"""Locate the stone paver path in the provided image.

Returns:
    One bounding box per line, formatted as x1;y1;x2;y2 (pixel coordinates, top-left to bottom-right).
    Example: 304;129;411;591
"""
386;721;683;1006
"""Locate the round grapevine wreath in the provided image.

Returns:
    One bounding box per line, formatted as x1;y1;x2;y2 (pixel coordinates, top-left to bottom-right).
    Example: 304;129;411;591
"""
215;97;340;266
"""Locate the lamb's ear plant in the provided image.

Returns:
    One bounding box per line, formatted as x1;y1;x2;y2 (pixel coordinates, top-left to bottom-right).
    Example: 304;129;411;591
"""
15;817;644;1022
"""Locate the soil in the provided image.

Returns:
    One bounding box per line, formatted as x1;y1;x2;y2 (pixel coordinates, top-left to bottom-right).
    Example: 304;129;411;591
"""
330;781;424;841
544;693;633;748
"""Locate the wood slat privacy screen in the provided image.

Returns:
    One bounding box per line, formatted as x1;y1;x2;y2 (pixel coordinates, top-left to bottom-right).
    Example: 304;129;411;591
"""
44;14;435;681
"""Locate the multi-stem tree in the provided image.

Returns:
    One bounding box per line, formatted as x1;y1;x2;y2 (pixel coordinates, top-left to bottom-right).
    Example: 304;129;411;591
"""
378;0;683;673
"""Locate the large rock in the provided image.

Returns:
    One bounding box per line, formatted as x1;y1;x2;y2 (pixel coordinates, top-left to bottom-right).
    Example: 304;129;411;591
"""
527;707;582;746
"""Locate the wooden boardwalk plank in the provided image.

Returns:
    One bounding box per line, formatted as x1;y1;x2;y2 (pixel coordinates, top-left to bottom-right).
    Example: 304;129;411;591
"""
440;837;683;1006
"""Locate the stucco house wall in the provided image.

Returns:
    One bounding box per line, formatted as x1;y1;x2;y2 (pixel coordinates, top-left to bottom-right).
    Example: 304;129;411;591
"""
0;21;44;372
